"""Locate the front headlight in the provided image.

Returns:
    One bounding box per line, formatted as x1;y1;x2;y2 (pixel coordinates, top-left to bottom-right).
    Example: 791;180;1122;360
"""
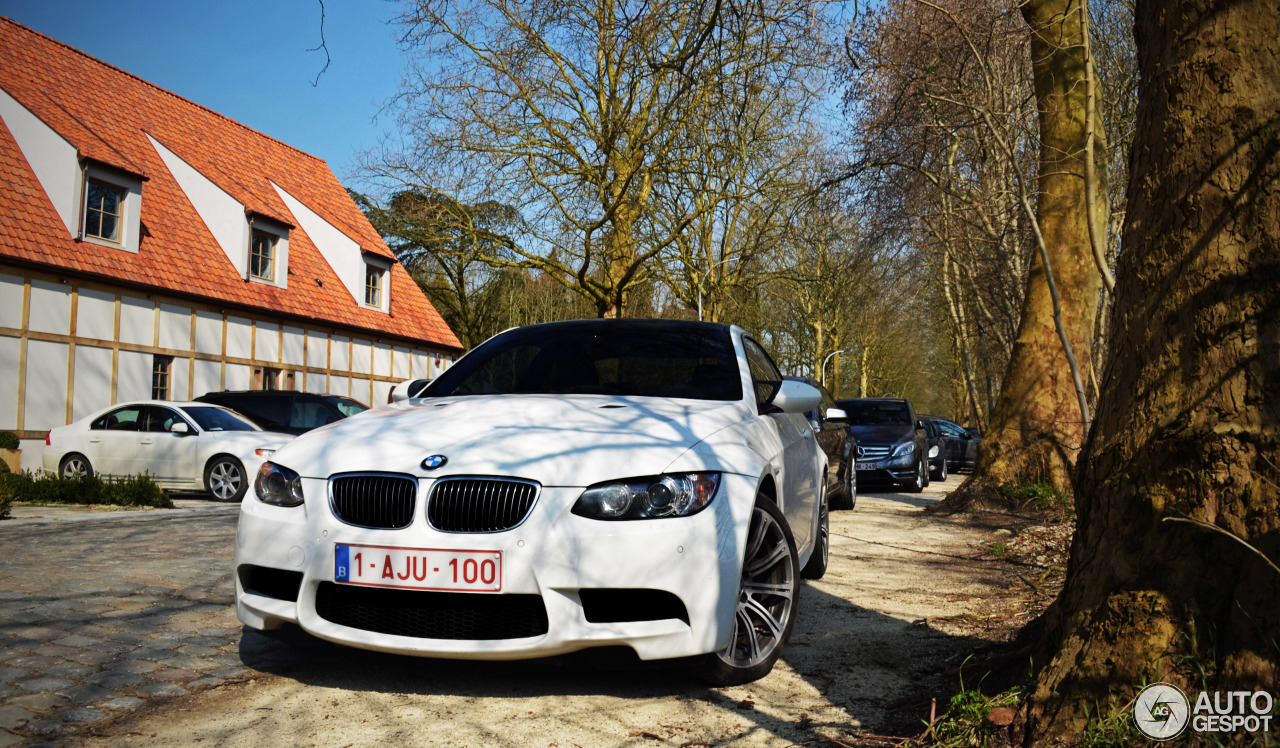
254;461;305;507
928;445;940;458
892;441;915;457
572;473;720;520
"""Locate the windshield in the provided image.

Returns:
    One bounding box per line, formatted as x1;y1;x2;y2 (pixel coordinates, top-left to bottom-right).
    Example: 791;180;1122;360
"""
836;400;912;426
427;321;743;401
183;406;258;432
321;396;368;418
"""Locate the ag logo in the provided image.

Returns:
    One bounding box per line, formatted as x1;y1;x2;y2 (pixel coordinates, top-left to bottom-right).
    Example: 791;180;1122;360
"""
421;454;448;470
1134;682;1190;740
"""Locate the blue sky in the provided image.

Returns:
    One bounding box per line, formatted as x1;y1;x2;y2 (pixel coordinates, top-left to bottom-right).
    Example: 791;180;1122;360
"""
1;0;405;181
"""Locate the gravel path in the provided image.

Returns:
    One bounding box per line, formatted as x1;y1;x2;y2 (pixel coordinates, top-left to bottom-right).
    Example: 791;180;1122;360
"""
61;477;1025;748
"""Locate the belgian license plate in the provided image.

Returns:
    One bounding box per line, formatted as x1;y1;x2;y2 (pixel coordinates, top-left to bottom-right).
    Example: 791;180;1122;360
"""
334;544;502;592
855;462;878;471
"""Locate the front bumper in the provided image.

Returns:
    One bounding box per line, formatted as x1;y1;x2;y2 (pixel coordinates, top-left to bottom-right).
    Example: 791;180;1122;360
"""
234;472;757;662
854;453;917;484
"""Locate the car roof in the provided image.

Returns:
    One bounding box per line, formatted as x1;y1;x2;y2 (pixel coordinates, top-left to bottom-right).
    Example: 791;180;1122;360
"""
499;318;735;335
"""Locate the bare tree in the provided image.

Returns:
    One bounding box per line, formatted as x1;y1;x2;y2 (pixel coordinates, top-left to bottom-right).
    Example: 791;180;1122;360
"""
363;0;833;318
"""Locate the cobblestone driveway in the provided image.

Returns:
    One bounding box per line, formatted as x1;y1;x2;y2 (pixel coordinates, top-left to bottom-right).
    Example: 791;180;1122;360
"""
0;507;250;746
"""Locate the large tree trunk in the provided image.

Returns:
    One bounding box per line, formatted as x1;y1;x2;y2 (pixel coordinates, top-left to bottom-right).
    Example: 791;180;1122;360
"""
1022;0;1280;740
974;0;1108;493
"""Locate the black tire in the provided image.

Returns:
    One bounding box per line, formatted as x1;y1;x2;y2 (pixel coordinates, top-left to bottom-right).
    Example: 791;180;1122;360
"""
205;455;248;502
801;493;829;580
922;458;931;488
906;459;926;493
931;457;948;482
693;498;799;686
59;453;93;479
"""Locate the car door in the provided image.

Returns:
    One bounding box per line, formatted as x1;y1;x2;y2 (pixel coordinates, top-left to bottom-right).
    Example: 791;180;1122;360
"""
138;406;198;483
809;385;845;497
88;405;145;476
743;338;818;553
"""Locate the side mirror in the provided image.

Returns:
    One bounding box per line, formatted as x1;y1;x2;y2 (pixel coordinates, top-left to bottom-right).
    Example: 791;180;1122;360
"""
769;380;822;415
169;422;191;436
826;407;848;422
916;418;926;429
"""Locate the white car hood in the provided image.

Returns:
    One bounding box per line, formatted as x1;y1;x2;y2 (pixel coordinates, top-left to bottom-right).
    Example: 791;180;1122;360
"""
275;395;751;486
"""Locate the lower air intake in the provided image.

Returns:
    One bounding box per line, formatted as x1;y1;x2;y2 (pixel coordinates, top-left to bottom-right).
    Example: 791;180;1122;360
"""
315;583;549;640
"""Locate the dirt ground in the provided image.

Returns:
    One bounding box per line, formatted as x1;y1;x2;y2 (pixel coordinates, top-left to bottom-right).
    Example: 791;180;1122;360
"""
72;478;1059;748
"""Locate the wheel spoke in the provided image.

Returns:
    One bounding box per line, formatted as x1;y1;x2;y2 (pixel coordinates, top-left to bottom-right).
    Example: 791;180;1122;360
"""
744;538;789;577
743;580;794;598
742;596;786;641
735;606;764;662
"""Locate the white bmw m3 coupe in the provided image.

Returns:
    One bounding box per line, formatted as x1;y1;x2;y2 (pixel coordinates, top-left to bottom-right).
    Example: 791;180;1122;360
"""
234;319;834;684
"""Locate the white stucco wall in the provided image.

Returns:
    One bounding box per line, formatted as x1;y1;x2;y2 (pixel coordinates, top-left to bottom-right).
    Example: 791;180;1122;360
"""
0;336;18;428
116;350;151;403
0;86;79;235
148;135;248;278
271;182;365;306
225;316;252;360
118;296;154;347
195;310;222;356
170;357;189;401
193;359;221;398
28;279;71;336
77;288;116;342
352;339;371;375
158;304;190;351
0;273;22;328
255;321;279;363
24;339;67;428
73;345;112;420
282;326;305;366
224;363;251;391
373;342;391;378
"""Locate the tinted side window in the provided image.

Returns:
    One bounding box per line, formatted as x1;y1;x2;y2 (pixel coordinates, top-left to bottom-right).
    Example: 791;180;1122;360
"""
231;395;292;427
742;337;782;407
290;399;341;429
143;406;185;433
97;406;143;431
936;420;966;438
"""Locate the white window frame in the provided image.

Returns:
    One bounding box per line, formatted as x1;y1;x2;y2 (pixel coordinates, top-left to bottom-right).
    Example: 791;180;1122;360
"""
362;258;391;312
80;164;142;253
246;216;289;289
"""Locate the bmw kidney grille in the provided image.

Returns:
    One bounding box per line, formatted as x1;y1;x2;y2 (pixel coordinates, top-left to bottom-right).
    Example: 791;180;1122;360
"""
330;473;418;529
427;477;540;532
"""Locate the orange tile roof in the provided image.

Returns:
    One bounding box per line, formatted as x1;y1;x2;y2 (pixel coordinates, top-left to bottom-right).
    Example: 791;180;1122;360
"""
0;17;461;351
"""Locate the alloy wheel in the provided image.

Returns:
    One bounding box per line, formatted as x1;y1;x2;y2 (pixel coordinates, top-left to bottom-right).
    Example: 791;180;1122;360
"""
61;456;89;479
719;504;797;669
208;460;243;501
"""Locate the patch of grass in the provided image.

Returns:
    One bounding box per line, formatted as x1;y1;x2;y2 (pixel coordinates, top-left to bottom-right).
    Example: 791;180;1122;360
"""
1000;482;1067;511
989;541;1020;563
1075;698;1145;748
0;470;171;510
924;679;1026;748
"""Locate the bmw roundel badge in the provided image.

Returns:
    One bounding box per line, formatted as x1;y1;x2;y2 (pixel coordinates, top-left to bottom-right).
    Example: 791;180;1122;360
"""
422;454;448;470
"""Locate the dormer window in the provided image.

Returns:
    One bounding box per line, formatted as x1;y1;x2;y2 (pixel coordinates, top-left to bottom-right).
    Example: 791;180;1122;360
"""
364;265;384;307
250;232;276;281
79;163;143;253
244;216;289;288
85;178;125;243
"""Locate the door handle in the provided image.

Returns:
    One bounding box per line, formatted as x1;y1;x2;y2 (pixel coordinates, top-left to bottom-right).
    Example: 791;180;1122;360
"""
140;439;154;445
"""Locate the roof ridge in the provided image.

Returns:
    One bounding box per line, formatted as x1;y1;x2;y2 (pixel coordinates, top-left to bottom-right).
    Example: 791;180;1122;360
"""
0;15;328;166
